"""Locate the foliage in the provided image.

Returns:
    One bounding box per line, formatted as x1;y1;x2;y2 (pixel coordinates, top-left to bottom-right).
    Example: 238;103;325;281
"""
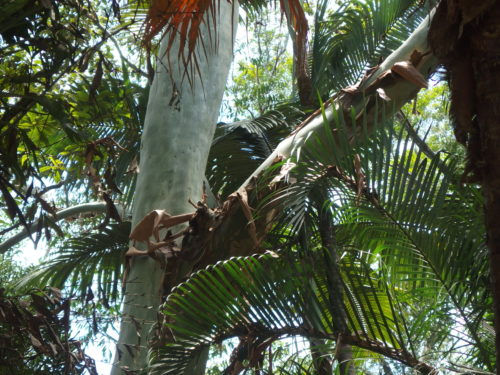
0;287;97;375
152;102;493;373
151;250;421;374
223;8;294;120
0;0;494;374
310;0;428;98
401;83;466;163
0;0;144;246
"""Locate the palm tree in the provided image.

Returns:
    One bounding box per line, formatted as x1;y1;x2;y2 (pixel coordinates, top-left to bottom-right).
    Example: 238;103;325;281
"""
4;0;496;374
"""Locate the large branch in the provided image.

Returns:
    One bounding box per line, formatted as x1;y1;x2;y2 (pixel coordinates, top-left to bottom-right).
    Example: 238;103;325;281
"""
242;9;436;186
0;202;109;254
200;8;437;264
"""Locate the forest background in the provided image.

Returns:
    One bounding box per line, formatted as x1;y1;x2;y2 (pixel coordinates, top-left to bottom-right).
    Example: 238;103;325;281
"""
0;1;498;375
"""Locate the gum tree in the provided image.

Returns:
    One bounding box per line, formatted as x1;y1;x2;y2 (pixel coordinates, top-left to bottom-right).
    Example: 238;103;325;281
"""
3;0;498;374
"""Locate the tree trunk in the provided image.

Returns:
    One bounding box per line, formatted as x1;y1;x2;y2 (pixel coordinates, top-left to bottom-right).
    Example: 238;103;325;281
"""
318;202;355;375
110;2;238;373
471;4;500;372
309;337;333;375
429;1;500;371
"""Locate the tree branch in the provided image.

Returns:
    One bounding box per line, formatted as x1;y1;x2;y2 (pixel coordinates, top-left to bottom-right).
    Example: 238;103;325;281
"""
212;324;436;375
0;202;112;254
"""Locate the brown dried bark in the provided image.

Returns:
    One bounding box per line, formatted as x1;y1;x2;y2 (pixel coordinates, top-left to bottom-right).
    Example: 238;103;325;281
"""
429;1;500;372
472;5;500;372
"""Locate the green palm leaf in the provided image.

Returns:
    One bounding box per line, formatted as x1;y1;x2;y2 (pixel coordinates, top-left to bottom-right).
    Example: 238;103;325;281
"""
208;105;305;199
151;250;434;374
16;222;130;306
267;102;493;368
311;0;427;97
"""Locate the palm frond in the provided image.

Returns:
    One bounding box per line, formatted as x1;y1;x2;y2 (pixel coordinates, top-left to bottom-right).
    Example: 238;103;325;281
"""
16;222;130;306
266;101;493;368
150;250;435;374
311;0;427;97
207;104;305;199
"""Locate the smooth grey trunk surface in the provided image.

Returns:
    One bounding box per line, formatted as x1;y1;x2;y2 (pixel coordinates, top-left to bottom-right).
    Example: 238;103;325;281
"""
110;3;238;373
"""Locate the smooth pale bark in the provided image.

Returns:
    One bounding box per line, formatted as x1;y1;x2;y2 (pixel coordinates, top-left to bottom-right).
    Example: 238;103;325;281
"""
110;2;238;374
242;9;436;186
0;202;110;254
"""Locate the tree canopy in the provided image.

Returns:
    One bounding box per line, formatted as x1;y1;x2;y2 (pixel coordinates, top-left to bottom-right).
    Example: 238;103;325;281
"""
0;1;498;374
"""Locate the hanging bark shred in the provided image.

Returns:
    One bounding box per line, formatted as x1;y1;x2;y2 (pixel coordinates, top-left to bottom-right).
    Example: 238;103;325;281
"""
270;161;297;186
129;210;193;243
127;177;279;297
234;187;259;247
84;137;126;194
390;61;428;89
376;87;391;102
83;137;126;227
89;55;103;99
280;0;313;106
126;155;140;174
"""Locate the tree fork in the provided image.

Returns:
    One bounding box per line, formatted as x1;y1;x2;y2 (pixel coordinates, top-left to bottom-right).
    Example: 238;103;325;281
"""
169;9;439;278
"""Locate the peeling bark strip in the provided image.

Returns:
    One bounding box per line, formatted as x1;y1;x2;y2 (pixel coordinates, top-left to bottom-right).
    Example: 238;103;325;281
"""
429;1;500;372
